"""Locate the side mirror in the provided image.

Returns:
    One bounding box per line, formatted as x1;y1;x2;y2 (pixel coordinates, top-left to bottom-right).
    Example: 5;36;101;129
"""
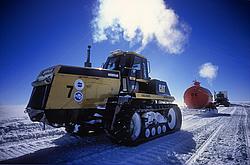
147;60;151;73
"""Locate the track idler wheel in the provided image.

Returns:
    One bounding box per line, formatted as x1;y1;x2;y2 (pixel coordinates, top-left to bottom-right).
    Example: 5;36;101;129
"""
166;106;182;132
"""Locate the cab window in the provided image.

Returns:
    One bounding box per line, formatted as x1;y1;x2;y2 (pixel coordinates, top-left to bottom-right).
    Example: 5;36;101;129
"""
142;59;149;79
131;56;142;78
131;56;149;80
103;57;119;70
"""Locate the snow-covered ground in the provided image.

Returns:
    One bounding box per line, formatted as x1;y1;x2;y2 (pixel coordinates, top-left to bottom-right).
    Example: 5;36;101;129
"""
0;104;249;164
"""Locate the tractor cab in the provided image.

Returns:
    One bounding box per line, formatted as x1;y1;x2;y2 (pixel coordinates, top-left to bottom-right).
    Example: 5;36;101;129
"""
103;50;171;98
103;50;149;80
103;50;150;93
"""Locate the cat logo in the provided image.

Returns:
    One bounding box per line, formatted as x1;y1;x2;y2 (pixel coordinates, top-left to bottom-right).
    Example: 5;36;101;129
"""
159;84;166;93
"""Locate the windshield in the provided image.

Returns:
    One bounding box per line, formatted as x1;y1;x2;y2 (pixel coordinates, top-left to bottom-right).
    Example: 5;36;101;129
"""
103;57;120;70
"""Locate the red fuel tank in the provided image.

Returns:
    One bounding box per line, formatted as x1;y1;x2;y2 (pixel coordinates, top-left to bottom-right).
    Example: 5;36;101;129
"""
184;81;213;109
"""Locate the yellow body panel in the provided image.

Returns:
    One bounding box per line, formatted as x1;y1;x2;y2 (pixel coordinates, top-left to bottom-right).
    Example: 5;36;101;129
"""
46;73;120;109
135;93;175;102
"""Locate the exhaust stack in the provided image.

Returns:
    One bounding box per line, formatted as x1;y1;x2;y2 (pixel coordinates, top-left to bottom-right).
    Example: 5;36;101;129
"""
84;45;92;67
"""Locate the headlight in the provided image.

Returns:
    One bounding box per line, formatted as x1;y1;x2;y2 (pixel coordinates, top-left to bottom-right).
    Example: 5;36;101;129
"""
36;67;55;83
39;67;55;77
36;73;53;83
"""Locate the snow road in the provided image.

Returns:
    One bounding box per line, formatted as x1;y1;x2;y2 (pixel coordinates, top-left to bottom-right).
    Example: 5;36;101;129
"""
0;105;249;164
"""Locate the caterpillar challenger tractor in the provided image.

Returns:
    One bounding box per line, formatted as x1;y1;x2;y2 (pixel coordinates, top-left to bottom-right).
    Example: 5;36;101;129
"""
26;47;182;145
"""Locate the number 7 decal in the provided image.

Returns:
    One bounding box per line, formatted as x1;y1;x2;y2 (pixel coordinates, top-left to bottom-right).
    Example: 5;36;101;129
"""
66;85;73;98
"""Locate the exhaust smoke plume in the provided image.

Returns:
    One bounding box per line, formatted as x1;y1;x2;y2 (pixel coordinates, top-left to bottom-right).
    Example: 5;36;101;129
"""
92;0;189;54
199;62;219;84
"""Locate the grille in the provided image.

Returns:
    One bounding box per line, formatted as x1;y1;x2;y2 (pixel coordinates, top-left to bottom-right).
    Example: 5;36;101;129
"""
27;85;51;109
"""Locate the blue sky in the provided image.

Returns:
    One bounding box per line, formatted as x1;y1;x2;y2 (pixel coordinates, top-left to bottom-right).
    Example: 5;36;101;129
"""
0;0;250;105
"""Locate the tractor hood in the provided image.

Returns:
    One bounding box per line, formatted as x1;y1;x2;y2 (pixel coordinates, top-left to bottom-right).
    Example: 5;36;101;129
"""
32;65;120;87
27;65;121;124
58;65;120;79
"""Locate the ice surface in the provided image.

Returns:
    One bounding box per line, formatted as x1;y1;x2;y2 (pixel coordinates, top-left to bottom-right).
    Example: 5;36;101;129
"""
0;105;26;120
0;103;249;164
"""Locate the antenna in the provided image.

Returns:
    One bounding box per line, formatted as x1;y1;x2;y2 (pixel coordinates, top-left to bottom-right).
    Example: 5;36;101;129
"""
84;45;92;67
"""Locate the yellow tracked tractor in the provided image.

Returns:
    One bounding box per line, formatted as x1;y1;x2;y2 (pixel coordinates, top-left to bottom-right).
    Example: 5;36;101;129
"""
26;46;182;145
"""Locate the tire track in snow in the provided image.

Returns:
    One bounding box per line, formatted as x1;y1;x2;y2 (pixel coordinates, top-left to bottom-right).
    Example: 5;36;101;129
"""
0;117;66;161
180;112;231;163
185;107;249;165
244;107;250;165
185;125;224;165
182;106;235;132
185;107;234;164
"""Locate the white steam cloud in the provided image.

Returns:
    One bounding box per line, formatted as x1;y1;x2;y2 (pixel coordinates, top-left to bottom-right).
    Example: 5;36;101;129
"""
199;63;219;83
92;0;189;54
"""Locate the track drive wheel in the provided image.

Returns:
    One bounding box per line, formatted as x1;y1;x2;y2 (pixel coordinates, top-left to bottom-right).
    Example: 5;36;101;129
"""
130;112;142;141
106;111;142;145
